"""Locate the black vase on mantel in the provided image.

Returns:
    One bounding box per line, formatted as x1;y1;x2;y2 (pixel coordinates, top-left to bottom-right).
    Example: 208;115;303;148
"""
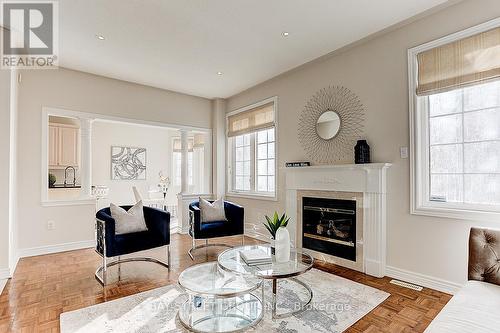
355;140;370;164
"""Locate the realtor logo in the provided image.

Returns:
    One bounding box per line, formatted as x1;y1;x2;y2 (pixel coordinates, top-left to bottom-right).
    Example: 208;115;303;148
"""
1;1;58;68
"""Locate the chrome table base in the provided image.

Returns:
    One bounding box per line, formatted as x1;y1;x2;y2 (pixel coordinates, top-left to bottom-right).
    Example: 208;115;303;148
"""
178;293;263;333
270;277;313;319
188;235;244;260
188;241;234;260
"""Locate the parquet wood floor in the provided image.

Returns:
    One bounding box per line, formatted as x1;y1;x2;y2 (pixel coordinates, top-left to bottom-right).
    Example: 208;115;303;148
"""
0;234;451;332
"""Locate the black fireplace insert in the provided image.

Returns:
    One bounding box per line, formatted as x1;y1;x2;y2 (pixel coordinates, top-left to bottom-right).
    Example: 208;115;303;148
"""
302;197;356;261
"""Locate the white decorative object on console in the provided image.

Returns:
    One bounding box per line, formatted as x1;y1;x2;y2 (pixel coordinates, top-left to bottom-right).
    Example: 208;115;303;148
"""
275;226;291;263
285;163;391;278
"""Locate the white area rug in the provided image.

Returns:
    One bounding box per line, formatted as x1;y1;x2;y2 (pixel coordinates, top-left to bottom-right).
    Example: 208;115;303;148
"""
60;268;389;333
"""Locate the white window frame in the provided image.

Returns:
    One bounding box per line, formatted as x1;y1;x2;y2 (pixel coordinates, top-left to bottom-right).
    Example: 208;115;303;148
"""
172;136;195;187
226;96;278;201
408;18;500;222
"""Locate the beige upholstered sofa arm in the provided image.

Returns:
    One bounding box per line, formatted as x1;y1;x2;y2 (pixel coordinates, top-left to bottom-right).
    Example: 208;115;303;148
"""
469;227;500;286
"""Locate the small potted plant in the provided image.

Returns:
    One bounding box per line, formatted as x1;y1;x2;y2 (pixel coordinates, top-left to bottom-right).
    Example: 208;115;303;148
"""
263;212;289;240
263;212;291;262
48;173;56;188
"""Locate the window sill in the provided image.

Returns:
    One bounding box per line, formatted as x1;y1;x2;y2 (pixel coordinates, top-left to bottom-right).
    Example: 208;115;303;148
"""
226;192;278;202
411;204;500;222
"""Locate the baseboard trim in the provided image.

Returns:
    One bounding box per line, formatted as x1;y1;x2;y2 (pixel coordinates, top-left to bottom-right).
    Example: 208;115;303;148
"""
0;268;10;280
9;254;19;277
386;265;462;295
18;240;95;259
0;278;7;295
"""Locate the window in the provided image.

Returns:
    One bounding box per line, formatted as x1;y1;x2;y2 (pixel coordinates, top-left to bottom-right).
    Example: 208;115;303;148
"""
227;97;277;199
173;151;193;186
256;129;275;192
233;134;251;191
172;138;193;187
409;20;500;220
428;81;500;206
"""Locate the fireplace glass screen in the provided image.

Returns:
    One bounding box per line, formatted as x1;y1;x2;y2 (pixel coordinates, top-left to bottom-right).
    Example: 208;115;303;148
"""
302;197;356;261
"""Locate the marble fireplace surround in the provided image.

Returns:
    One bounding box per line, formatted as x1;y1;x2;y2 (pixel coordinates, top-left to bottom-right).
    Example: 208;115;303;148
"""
285;163;391;278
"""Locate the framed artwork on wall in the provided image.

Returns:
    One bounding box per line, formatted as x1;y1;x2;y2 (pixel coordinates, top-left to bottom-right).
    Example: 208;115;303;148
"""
111;146;147;180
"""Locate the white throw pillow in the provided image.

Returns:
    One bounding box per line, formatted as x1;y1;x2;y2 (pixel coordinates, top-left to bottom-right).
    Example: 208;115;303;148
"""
110;201;148;235
199;197;227;223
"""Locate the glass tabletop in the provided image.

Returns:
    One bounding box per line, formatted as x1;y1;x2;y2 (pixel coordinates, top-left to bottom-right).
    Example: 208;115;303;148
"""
178;262;261;297
217;244;314;279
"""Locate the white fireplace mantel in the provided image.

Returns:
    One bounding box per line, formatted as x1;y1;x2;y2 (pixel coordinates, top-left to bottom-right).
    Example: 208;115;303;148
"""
285;163;391;278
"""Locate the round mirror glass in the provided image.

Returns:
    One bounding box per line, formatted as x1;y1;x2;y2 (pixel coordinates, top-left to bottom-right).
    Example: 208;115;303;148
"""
316;111;341;140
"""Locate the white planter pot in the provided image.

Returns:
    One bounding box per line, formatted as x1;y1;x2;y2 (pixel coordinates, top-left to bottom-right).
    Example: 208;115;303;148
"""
275;227;290;263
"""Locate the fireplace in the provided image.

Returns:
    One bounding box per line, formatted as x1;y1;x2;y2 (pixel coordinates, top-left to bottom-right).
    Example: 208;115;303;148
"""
302;197;356;261
285;163;391;277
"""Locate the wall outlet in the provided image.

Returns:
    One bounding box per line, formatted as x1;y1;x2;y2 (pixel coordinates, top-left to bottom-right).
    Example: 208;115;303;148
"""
400;147;409;159
47;220;56;230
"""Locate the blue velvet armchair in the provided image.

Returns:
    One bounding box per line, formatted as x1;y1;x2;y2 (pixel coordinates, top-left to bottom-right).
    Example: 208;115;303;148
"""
188;200;244;259
95;205;170;286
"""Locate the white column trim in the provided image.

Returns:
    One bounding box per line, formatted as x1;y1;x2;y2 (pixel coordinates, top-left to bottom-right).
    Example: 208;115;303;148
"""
212;98;226;198
78;117;93;198
180;130;189;194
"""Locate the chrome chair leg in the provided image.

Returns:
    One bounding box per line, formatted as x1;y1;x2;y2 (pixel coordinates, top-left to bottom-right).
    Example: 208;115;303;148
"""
95;256;169;286
102;255;107;286
118;256;121;282
166;245;170;270
188;237;196;260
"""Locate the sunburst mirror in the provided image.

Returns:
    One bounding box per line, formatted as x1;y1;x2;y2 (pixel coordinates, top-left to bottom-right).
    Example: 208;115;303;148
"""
298;86;365;164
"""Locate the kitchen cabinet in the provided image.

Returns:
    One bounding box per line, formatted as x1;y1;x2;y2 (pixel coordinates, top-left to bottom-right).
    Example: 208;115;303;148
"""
49;123;80;168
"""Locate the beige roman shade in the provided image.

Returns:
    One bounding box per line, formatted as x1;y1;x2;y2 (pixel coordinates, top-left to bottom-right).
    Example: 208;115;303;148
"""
193;134;205;148
227;102;275;137
417;27;500;96
173;138;194;152
172;135;205;152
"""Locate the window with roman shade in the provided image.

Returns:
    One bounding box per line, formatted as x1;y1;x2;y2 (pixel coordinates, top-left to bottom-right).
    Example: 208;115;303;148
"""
172;138;193;152
226;97;277;199
172;134;207;190
172;134;204;152
409;20;500;221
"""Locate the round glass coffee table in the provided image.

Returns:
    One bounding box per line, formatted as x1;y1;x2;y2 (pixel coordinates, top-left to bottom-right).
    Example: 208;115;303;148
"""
178;262;263;333
217;244;314;319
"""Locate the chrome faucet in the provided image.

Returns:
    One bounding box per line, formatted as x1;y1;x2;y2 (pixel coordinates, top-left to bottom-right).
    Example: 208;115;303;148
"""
64;166;76;186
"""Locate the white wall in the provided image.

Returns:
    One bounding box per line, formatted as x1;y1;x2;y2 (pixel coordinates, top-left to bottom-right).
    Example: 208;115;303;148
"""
16;67;211;254
9;69;19;274
92;120;178;207
0;69;11;278
0;65;19;279
226;0;500;291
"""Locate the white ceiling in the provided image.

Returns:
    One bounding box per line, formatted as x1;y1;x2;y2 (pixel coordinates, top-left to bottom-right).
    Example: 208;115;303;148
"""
57;0;451;98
